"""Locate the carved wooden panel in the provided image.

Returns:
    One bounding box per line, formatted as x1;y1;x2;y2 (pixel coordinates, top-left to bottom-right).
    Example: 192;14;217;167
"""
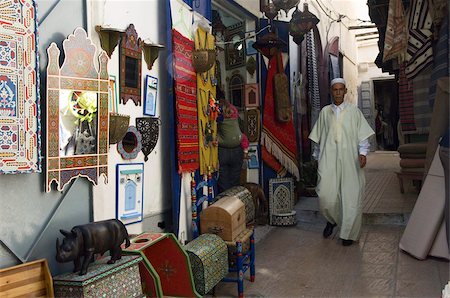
120;24;142;106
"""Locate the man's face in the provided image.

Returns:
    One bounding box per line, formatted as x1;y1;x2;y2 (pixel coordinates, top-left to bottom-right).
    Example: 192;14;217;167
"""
331;83;347;105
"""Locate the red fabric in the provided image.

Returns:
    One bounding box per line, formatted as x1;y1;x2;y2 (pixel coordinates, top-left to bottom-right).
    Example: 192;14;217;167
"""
173;29;199;173
261;146;283;174
240;133;249;151
262;56;298;176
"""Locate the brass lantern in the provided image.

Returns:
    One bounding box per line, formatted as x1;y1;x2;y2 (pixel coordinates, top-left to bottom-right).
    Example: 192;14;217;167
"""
289;3;320;44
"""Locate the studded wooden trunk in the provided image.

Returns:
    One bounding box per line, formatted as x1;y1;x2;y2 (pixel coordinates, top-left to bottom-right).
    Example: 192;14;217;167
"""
200;196;246;241
215;186;255;225
53;256;142;298
184;234;228;295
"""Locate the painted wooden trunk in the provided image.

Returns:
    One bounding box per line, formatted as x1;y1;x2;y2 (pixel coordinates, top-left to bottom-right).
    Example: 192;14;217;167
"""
122;232;200;298
184;234;228;295
53;256;142;298
200;196;246;241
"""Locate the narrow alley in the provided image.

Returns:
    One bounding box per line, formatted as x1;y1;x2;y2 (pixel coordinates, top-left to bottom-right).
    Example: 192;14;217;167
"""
212;151;449;297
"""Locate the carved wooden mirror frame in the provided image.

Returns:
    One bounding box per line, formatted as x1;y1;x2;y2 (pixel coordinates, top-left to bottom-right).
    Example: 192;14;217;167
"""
120;24;142;106
225;22;246;70
46;28;109;192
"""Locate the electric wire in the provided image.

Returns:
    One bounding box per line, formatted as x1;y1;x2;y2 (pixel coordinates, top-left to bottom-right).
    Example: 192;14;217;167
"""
214;24;271;46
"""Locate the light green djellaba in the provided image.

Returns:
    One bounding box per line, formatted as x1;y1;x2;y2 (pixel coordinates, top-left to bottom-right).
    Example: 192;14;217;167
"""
309;104;374;240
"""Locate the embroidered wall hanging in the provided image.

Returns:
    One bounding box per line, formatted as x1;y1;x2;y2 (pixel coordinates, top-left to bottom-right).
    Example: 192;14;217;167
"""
196;28;218;175
173;29;199;173
117;125;142;160
120;24;142;106
245;108;260;142
46;28;109;192
136;117;160;162
116;163;144;225
0;0;41;174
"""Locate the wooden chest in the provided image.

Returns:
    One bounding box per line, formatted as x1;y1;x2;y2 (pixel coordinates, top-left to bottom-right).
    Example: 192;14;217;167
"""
200;196;246;241
0;259;54;297
53;255;142;298
184;234;228;295
215;186;255;225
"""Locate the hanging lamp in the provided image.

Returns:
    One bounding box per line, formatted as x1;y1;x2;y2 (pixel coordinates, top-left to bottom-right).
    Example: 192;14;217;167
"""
289;3;320;45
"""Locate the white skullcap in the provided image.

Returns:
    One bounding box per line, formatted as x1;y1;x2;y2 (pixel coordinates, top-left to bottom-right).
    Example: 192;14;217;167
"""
330;78;346;87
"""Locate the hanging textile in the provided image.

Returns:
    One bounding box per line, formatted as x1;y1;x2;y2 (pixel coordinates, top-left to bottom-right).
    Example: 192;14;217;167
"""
306;30;320;128
398;63;416;132
405;0;433;79
383;0;407;63
428;16;450;106
173;29;199;173
261;56;299;180
428;0;448;34
411;66;433;134
195;27;218;175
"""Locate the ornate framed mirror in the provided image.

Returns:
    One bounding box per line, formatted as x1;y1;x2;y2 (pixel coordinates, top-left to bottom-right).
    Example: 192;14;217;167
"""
228;72;244;109
46;28;109;192
225;22;246;70
120;24;142;106
117;126;142;160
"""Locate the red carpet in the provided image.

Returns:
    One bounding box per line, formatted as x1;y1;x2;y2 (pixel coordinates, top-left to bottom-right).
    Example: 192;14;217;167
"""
261;56;299;179
173;29;199;173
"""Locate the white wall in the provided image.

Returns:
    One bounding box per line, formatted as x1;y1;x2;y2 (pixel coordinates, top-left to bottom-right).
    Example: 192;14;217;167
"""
87;0;170;235
357;42;393;84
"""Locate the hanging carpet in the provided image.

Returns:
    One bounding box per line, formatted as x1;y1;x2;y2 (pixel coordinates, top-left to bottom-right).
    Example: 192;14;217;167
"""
261;56;299;180
398;63;416;133
173;29;199;173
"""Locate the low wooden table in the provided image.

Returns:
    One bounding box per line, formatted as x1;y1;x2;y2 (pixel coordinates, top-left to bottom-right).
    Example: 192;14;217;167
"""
395;171;424;193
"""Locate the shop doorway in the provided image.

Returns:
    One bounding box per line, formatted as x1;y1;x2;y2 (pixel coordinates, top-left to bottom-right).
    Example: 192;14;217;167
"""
373;78;399;151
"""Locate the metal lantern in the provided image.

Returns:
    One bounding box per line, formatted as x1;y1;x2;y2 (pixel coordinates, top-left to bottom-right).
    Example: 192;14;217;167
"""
273;0;300;16
289;3;320;44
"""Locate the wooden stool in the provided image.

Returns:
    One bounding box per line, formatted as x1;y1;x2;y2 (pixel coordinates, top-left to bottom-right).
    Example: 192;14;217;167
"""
395;171;424;193
223;227;256;298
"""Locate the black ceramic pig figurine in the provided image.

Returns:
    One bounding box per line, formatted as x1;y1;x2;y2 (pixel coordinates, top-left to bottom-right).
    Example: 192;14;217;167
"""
56;219;130;275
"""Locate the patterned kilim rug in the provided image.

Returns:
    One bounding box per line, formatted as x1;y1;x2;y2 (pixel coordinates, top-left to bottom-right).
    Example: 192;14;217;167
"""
399;63;416;132
172;29;199;173
261;56;299;179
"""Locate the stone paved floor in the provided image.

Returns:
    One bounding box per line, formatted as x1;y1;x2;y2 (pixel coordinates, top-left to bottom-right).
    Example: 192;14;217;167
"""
210;151;449;297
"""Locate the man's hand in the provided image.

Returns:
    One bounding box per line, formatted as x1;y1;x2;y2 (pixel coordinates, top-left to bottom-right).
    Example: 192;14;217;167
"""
359;155;367;168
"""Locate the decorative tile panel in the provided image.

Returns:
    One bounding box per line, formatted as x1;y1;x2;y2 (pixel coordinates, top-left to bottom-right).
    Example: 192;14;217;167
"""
0;0;41;174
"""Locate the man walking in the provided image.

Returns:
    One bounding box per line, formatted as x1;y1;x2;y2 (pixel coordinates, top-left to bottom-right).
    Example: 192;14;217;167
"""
309;78;374;246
